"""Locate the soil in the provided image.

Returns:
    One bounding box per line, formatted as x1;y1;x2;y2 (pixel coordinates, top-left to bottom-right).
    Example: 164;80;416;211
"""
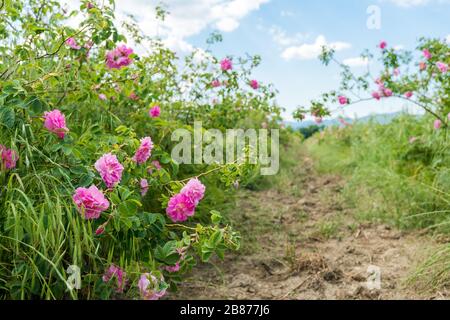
172;152;447;300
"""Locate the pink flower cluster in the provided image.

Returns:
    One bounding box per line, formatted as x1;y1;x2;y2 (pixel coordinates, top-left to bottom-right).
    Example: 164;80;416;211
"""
211;79;221;88
140;178;149;197
43;109;69;139
434;119;442;130
166;178;205;222
66;37;81;50
148;160;162;174
423;49;432;60
372;81;393;100
95;153;124;188
436;62;448;73
379;41;387;50
129;92;139;100
419;61;427;71
73;185;110;219
220;58;233;71
103;264;126;293
133;137;153;165
165;262;180;273
106;45;134;69
393;68;400;77
138;273;167;300
149;105;161;118
0;145;18;170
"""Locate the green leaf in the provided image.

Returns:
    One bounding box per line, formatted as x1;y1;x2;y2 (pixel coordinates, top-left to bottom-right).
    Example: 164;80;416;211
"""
0;107;15;128
78;174;93;187
118;200;140;216
210;210;222;225
210;230;223;246
160;153;172;164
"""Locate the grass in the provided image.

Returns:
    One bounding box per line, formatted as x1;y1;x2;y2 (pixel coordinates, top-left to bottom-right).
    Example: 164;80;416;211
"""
306;114;450;230
305;113;450;292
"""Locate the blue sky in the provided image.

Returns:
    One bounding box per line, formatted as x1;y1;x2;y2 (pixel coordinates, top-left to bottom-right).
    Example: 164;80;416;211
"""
186;0;450;120
69;0;450;120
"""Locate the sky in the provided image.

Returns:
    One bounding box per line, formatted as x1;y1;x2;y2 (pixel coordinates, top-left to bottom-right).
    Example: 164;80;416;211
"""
67;0;450;120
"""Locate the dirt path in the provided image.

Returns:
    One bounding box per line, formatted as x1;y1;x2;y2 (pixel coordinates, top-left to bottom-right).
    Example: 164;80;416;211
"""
173;150;446;300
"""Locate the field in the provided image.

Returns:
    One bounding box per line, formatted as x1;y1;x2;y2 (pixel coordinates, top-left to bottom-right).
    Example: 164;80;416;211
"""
174;127;449;299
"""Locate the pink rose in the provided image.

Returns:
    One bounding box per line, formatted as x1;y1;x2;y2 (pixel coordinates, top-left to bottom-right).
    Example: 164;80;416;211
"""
103;264;126;293
149;105;161;118
436;62;448;73
166;193;196;222
0;145;18;170
338;95;348;105
43;109;69;139
372;91;381;100
129;92;139;100
250;80;259;90
138;273;166;300
165;262;180;273
423;49;432;60
180;178;206;205
140;178;149;197
132;137;153;165
220;58;233;71
72;185;109;219
379;41;387;50
434;119;442;130
95;153;124;188
383;88;393;97
106;45;133;69
65;37;81;50
404;91;413;99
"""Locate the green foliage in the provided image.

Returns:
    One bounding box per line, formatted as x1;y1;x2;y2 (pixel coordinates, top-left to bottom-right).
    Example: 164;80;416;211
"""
307;114;450;230
0;0;281;299
298;125;324;139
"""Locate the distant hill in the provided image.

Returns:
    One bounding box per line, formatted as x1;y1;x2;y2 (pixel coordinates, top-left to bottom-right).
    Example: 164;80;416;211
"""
284;112;404;129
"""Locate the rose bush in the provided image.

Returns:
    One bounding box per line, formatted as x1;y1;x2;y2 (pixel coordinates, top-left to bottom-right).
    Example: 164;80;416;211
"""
0;0;281;299
293;38;449;128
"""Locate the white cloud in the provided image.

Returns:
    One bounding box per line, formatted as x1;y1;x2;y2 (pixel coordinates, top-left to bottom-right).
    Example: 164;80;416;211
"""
343;57;370;67
281;35;351;61
280;10;295;17
65;0;269;53
446;34;450;44
269;25;308;47
215;17;240;32
385;0;450;6
386;0;431;7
